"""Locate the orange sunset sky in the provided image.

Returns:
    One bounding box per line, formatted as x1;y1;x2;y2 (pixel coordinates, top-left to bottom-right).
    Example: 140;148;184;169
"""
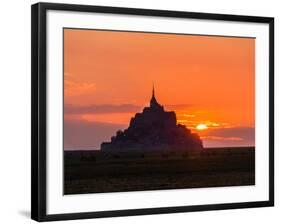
64;28;255;150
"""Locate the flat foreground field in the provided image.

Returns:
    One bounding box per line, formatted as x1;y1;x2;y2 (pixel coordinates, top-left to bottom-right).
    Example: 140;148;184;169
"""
64;147;255;194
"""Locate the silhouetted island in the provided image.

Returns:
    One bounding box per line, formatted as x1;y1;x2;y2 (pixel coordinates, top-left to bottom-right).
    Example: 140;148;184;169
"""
101;86;203;152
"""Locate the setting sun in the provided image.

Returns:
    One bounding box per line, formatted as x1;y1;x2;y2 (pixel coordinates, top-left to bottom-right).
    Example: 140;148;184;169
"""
196;124;208;130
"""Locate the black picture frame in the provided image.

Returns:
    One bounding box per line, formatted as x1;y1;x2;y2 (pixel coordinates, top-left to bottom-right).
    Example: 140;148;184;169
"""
31;2;274;222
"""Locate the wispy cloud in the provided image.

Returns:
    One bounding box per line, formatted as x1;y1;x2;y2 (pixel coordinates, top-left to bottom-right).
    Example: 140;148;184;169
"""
200;127;255;148
201;136;243;141
64;80;96;97
65;104;142;114
165;104;194;110
65;103;195;115
205;127;254;138
64;72;96;97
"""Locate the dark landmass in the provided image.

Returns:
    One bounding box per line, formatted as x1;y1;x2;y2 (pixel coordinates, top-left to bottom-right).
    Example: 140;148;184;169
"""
64;146;255;195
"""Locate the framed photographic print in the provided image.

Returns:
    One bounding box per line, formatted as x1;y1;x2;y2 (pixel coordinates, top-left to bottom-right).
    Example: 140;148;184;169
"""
31;2;274;222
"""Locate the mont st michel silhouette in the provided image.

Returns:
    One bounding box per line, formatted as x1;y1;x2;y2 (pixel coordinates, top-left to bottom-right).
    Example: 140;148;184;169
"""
101;86;203;152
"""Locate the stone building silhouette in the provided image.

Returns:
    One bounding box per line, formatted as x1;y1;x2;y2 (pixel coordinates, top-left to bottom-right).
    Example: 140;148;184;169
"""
101;86;203;151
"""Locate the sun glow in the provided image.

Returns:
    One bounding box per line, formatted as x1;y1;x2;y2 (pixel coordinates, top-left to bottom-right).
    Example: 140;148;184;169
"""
196;124;208;130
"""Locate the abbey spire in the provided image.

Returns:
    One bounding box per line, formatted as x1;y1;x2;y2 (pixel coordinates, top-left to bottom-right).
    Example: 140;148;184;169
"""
150;83;162;109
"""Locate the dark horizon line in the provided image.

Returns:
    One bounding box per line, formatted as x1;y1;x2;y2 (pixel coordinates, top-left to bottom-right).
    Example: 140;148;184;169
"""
64;145;255;151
